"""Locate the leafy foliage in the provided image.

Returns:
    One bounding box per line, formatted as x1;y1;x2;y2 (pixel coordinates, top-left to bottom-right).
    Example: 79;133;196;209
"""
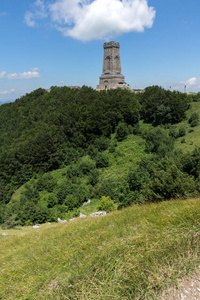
1;85;200;226
189;113;199;127
97;196;115;212
139;86;190;125
144;128;174;156
0;86;140;206
115;122;129;141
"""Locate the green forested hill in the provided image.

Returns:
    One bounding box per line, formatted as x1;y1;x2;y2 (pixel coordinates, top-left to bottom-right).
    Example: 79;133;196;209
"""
0;86;139;200
1;85;200;226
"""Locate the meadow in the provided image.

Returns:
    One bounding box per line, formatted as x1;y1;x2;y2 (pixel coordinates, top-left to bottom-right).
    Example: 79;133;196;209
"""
0;198;199;299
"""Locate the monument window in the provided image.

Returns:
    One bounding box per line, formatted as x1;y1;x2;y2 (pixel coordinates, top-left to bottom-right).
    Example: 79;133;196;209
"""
105;56;111;71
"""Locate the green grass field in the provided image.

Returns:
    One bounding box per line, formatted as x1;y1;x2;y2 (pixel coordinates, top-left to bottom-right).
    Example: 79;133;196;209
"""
1;198;199;299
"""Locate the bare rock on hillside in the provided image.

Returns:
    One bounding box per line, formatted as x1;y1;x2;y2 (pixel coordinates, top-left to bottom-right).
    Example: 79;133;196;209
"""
82;199;91;206
33;225;40;229
90;211;107;217
79;213;86;218
58;218;67;224
2;232;8;237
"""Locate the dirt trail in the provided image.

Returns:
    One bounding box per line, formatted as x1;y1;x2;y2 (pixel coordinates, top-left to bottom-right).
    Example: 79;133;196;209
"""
161;268;200;300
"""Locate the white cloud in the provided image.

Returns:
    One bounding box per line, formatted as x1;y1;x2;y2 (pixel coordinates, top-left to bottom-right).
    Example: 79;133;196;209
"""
25;0;156;41
0;89;15;95
50;0;156;41
25;0;47;27
0;68;40;80
7;68;41;79
24;11;37;27
180;77;197;86
0;71;7;79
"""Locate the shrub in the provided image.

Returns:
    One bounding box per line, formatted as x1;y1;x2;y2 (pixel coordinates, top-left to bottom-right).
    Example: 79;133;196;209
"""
127;125;133;134
94;136;110;151
36;173;56;192
181;148;200;179
46;194;58;208
115;122;129;141
97;177;119;199
108;145;116;153
87;145;99;158
181;138;186;143
188;113;199;124
64;195;79;211
1;215;19;229
145;129;174;156
95;153;109;168
178;127;186;137
97;196;115;212
169;127;177;138
192;92;200;102
132;123;141;135
30;205;49;224
67;164;80;178
87;169;99;186
140;86;189;124
78;156;96;175
56;181;74;204
127;155;198;202
191;119;199;127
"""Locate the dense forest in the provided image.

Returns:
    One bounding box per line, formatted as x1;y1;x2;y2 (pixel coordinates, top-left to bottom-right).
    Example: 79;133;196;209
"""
1;85;200;226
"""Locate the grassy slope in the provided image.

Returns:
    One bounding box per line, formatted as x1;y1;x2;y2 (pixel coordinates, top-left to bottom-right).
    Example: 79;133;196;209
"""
9;134;147;208
174;101;200;151
103;134;147;181
0;198;199;299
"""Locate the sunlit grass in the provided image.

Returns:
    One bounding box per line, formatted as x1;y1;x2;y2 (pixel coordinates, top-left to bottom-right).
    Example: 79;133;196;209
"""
174;101;200;151
102;134;148;181
0;198;199;299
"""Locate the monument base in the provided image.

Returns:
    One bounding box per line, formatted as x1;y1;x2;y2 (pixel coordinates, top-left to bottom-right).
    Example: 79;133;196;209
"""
96;74;125;90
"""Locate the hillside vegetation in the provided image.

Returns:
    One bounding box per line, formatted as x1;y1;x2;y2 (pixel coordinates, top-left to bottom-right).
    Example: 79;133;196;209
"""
1;85;200;226
0;198;199;299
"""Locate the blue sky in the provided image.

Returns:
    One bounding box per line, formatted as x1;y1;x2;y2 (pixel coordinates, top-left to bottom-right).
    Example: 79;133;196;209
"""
0;0;200;103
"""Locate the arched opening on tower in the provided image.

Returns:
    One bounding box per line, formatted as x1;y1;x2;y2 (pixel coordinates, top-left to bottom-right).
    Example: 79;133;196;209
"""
104;80;108;89
105;55;111;72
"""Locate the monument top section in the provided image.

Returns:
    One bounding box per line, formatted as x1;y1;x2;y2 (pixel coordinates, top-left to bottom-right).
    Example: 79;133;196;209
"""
103;41;120;49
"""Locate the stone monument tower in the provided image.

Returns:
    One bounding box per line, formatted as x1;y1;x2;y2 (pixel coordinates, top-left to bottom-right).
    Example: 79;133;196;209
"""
96;41;126;90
